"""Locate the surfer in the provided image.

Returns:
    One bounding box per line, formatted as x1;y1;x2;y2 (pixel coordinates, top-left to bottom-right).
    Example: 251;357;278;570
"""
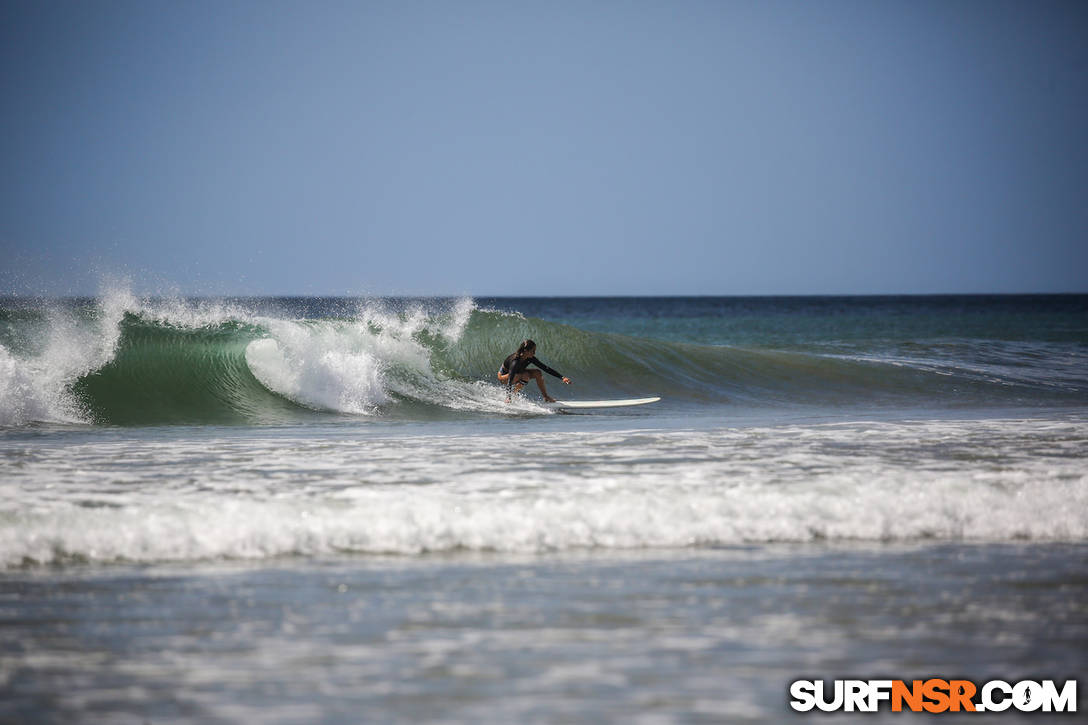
499;339;571;403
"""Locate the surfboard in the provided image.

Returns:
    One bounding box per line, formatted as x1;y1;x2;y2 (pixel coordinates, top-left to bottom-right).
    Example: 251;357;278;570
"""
543;396;661;409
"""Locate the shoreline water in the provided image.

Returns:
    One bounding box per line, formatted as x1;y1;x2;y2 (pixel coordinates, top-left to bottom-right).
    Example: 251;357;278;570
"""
3;542;1085;723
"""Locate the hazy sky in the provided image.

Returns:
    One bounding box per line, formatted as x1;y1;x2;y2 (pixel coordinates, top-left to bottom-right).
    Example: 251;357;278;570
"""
2;0;1086;296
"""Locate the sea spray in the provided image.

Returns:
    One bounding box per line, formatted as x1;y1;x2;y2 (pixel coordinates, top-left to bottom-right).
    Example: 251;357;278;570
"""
244;296;492;415
0;288;133;425
245;325;391;415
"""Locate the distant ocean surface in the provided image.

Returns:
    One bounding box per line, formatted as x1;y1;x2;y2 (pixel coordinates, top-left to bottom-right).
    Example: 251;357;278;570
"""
2;292;1086;723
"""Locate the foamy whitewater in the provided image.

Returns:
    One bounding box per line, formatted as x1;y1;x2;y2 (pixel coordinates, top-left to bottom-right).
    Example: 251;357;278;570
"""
4;418;1087;567
2;292;1086;722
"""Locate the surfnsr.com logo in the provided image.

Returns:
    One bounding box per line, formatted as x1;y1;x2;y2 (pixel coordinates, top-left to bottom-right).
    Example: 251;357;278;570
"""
789;679;1077;713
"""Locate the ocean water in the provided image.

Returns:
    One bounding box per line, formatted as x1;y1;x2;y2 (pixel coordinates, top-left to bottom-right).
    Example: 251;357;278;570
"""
1;292;1086;722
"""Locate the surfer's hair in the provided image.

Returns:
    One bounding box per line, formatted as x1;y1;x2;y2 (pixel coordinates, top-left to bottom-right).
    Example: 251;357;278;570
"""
517;339;536;356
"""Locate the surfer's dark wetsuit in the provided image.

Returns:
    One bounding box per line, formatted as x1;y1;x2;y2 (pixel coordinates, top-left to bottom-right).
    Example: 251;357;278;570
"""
499;353;564;392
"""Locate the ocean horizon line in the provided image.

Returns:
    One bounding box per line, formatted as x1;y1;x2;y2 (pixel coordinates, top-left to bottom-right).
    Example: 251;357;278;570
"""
4;290;1087;302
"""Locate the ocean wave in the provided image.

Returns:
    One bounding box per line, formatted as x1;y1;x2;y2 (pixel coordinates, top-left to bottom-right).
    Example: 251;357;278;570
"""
1;292;1085;426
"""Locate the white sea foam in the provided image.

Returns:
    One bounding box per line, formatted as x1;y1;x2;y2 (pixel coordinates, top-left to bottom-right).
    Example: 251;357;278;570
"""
2;418;1085;566
245;325;391;414
242;297;527;415
0;287;133;426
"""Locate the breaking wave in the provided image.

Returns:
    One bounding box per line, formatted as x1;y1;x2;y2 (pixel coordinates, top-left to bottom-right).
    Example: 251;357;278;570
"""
1;291;1085;426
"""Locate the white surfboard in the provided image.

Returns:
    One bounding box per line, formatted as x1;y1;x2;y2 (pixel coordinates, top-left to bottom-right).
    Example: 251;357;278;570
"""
543;396;661;409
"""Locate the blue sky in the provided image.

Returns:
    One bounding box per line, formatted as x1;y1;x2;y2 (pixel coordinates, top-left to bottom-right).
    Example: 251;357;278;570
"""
2;0;1086;296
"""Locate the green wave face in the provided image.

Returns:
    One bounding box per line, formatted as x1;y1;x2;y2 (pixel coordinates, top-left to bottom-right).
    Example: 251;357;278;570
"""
450;308;1086;408
2;296;1085;426
71;315;304;425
